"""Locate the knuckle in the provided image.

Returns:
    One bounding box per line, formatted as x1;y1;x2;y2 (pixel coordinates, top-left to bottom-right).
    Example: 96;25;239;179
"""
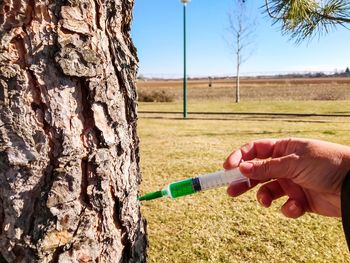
262;161;270;176
254;160;270;177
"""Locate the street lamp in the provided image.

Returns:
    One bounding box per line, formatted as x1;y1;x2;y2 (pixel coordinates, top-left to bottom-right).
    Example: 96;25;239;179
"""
180;0;190;118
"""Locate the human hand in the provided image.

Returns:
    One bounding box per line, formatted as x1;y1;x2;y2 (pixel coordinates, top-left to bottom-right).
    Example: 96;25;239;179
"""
224;138;350;218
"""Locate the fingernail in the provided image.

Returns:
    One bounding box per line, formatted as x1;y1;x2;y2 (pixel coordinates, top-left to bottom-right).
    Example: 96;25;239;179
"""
240;162;253;174
288;202;298;213
241;143;252;153
258;196;264;207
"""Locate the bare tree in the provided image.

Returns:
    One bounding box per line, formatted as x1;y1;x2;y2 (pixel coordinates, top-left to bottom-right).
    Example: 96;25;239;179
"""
228;0;256;103
0;0;146;262
228;0;350;103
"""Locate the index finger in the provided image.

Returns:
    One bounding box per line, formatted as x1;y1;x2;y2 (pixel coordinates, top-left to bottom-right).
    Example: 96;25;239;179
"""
224;139;278;170
227;179;260;197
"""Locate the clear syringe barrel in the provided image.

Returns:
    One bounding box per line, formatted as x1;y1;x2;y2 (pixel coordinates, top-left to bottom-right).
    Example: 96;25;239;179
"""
198;169;250;191
165;169;250;199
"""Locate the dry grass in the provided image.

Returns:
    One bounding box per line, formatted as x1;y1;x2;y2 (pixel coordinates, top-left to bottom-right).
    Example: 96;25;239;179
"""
138;101;350;262
138;90;175;102
137;77;350;101
138;100;350;116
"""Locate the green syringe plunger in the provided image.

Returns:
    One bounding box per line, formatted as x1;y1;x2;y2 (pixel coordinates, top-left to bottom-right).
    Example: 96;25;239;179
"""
138;169;250;201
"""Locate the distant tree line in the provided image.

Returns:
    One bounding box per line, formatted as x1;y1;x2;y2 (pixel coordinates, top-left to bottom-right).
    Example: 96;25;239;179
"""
137;67;350;81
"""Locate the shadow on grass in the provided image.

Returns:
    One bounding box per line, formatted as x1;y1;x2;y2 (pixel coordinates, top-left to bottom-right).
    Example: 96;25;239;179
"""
181;130;350;137
139;110;350;117
140;116;350;124
139;111;350;124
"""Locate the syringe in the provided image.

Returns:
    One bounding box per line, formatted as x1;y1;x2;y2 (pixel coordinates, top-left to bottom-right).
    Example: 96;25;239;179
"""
138;168;250;201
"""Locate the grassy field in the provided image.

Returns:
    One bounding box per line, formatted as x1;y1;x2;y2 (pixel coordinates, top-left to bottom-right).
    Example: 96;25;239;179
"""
137;77;350;101
137;78;350;262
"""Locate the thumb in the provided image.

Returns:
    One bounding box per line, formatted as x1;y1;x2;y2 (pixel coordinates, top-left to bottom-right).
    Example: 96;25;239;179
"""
239;154;299;181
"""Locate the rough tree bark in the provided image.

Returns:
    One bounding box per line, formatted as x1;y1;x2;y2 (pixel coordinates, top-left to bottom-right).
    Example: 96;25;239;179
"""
0;0;147;262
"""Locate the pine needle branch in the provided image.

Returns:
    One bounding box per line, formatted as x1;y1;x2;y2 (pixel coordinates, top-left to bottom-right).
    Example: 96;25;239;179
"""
265;0;350;42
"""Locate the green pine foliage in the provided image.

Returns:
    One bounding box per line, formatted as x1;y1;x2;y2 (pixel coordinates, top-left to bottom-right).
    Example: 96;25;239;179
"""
265;0;350;42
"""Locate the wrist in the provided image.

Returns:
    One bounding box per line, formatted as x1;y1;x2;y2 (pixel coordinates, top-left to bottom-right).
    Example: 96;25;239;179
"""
339;146;350;186
341;170;350;250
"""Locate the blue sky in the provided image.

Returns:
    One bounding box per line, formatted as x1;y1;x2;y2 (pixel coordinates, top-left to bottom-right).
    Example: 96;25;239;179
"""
131;0;350;77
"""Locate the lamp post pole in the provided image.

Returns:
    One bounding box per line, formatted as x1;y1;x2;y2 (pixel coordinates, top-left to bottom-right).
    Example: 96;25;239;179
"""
181;0;190;118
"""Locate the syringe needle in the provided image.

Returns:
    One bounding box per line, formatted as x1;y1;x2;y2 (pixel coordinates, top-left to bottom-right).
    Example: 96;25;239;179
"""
138;190;163;201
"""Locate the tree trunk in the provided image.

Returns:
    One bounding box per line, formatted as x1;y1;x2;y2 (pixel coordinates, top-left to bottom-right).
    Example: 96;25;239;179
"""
235;66;240;103
235;31;240;104
0;0;147;262
235;54;240;103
